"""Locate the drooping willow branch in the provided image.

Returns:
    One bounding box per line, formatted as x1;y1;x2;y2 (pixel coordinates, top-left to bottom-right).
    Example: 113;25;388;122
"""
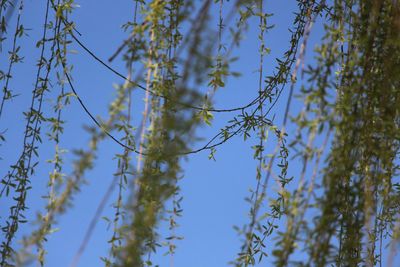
1;0;56;264
1;1;399;267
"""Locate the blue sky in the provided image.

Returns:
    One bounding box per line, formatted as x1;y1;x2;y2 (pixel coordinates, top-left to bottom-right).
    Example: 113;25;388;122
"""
6;1;315;266
2;1;397;267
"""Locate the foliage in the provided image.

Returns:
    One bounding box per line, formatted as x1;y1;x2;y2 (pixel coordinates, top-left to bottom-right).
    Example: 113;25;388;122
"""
0;0;399;266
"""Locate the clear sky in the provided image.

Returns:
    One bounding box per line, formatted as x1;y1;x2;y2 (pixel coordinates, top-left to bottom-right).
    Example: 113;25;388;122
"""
5;1;316;266
1;1;396;267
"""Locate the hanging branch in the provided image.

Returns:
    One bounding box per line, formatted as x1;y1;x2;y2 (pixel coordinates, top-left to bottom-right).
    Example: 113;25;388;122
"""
0;0;23;120
1;0;54;264
0;0;399;266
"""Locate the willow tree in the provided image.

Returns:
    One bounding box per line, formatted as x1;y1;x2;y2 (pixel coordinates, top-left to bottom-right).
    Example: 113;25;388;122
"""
0;0;399;266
